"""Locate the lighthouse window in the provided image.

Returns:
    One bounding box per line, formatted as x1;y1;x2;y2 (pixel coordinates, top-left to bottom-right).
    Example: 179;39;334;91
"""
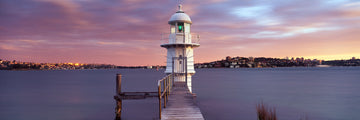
179;26;182;31
178;23;184;32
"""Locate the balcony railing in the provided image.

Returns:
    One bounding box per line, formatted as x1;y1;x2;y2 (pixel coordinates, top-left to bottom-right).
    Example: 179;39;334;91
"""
161;33;200;45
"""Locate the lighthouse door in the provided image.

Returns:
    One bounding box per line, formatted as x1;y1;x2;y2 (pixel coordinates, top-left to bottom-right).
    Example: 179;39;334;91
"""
172;56;186;73
171;56;188;83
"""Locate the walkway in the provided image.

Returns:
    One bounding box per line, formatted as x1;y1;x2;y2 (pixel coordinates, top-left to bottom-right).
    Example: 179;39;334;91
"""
161;82;204;120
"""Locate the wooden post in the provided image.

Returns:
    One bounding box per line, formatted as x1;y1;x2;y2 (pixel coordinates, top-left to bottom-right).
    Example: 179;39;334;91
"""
115;74;122;120
163;81;166;108
115;100;122;120
168;76;170;93
167;77;170;96
116;74;122;95
158;85;162;119
165;77;168;99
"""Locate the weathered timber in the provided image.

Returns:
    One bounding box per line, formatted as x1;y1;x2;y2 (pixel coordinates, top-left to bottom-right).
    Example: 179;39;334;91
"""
114;73;164;120
161;82;204;120
114;73;205;120
116;74;122;94
115;74;122;120
158;74;173;119
114;92;158;100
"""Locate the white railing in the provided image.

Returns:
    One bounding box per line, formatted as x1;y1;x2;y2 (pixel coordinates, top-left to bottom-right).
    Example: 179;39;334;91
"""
161;33;200;45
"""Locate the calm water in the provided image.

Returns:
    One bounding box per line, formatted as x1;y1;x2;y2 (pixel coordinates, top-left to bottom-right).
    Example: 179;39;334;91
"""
0;67;359;120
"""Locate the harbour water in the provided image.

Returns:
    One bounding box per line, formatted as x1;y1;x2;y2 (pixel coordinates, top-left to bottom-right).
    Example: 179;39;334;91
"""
0;67;359;120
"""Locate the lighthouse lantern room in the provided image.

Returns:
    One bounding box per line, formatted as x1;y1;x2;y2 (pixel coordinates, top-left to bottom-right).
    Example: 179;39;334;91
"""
161;4;200;93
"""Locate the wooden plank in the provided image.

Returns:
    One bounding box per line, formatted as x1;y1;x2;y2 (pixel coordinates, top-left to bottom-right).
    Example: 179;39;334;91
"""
161;82;204;120
114;92;159;100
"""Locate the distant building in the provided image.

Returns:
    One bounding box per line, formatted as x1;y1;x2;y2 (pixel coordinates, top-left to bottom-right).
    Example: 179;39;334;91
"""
226;56;232;61
249;57;254;62
214;62;222;68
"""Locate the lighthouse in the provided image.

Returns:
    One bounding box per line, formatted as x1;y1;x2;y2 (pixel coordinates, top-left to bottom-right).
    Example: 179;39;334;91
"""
161;4;200;93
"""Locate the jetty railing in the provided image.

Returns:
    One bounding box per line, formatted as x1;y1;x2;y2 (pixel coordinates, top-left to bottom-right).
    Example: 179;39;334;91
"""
157;74;174;119
114;73;174;119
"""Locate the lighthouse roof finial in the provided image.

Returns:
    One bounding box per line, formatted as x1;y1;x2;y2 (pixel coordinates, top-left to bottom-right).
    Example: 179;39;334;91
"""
177;4;184;13
169;3;192;24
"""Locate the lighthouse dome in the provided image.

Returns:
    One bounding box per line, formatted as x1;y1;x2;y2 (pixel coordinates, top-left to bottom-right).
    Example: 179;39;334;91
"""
168;4;192;24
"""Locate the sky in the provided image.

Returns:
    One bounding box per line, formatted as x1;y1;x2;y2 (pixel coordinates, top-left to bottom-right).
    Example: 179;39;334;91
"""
0;0;359;66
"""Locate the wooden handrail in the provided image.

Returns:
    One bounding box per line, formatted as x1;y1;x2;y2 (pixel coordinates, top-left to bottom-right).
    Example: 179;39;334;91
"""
158;74;173;119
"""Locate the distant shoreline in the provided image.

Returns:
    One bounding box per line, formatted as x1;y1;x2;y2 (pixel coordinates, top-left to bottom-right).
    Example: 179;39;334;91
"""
1;57;359;70
2;65;360;71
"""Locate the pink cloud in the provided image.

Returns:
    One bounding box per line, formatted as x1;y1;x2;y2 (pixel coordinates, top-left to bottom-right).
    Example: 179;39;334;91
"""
0;44;21;51
1;0;359;65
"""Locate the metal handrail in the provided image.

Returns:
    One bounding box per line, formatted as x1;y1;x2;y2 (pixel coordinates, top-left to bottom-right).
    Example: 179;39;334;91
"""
157;74;174;119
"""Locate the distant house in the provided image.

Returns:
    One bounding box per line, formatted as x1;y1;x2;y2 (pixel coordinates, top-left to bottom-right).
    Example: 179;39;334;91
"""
224;62;230;67
214;62;222;68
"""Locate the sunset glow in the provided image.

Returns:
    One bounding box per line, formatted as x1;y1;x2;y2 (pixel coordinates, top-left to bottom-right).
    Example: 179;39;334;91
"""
0;0;359;65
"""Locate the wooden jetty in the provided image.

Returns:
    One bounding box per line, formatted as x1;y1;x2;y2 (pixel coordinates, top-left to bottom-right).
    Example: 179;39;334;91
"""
161;82;204;120
114;73;204;120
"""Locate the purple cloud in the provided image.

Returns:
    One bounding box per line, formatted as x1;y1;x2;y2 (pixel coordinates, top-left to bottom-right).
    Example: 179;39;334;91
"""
1;0;359;65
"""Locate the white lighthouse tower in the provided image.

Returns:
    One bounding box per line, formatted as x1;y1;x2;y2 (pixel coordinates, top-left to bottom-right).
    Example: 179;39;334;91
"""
161;4;200;93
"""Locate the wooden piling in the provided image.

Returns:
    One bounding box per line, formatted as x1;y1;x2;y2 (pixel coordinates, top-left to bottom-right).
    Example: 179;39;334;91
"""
115;100;122;120
116;74;122;94
115;74;122;120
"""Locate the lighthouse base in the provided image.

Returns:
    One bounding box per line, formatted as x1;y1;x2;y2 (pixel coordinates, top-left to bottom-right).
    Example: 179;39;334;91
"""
171;73;193;93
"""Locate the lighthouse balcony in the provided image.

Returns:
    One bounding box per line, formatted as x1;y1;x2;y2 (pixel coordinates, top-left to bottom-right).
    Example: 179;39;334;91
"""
160;33;200;47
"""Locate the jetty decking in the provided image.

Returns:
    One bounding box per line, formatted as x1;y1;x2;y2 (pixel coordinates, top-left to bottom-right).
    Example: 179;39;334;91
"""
114;74;204;120
161;82;204;120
